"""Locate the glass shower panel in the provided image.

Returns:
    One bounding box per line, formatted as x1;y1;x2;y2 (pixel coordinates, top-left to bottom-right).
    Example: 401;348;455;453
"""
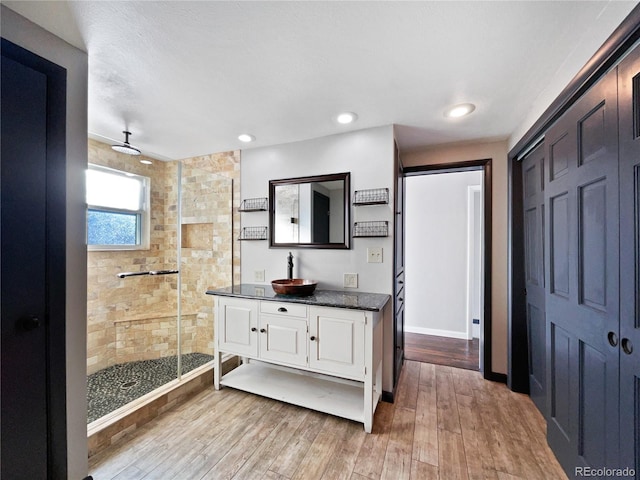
178;166;233;376
87;157;180;424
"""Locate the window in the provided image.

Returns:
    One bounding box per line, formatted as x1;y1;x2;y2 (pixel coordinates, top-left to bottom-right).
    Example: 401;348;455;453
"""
86;164;150;250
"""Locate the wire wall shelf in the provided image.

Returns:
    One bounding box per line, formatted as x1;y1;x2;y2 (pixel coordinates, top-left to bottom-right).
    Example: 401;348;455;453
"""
239;226;268;241
239;197;268;212
353;221;389;238
353;188;389;206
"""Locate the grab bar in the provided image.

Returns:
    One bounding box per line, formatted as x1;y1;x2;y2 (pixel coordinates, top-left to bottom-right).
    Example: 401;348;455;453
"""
150;270;179;275
116;270;179;279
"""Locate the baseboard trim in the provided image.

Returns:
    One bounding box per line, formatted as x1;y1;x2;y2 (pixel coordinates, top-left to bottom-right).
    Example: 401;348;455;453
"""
405;325;471;340
487;371;508;384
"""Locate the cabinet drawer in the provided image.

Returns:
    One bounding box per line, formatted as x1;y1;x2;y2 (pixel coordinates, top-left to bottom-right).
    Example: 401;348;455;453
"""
260;301;308;318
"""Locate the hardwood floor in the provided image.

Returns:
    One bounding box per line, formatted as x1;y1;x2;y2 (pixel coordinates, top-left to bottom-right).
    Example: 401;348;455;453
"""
89;361;567;480
405;333;480;371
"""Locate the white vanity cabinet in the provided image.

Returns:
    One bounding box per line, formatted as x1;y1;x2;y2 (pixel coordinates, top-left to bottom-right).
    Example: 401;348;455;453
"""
217;296;258;357
212;292;387;433
259;305;308;367
308;306;365;379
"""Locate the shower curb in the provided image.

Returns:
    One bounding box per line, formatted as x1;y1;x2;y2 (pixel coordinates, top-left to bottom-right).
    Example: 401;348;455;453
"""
88;356;240;458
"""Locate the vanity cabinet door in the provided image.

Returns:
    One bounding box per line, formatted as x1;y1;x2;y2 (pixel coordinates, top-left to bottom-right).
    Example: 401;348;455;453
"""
259;314;308;367
217;297;259;357
309;307;365;380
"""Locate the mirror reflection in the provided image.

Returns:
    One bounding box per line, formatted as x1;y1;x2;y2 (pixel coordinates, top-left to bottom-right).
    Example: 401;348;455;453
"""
269;173;350;249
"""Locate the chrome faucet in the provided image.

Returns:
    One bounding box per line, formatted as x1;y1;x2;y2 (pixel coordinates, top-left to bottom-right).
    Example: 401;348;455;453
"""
287;252;294;280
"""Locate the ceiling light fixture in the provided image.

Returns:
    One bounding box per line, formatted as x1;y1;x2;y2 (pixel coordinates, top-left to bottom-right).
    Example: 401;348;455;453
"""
111;130;141;155
336;112;358;124
238;134;255;143
139;159;153;165
444;103;476;118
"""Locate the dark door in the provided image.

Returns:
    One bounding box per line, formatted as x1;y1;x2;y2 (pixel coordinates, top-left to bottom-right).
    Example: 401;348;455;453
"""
394;142;405;387
1;40;67;479
617;46;640;476
312;191;330;243
544;67;621;475
521;142;547;417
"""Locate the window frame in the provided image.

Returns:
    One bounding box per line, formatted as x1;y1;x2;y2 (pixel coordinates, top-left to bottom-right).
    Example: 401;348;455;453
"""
86;164;151;251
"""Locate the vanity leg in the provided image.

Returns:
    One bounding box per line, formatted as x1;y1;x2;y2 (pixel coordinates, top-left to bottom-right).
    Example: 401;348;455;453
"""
214;351;222;390
364;409;373;434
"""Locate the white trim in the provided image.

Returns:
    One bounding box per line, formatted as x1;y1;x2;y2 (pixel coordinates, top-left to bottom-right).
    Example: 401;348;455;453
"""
405;325;470;340
466;185;482;341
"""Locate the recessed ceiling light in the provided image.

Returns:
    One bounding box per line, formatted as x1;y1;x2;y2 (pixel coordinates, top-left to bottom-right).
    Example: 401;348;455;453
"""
140;159;152;165
336;112;358;124
238;134;255;143
444;103;476;118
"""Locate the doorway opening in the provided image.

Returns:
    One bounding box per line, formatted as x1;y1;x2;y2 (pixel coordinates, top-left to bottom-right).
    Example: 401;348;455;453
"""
403;164;490;372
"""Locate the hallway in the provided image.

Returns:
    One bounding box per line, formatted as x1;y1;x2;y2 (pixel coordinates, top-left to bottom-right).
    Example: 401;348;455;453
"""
405;333;479;371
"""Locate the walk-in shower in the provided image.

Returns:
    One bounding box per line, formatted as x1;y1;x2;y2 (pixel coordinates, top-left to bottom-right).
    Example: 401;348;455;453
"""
86;139;235;426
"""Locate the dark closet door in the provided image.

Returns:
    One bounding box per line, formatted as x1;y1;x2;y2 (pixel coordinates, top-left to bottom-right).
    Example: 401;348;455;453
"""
544;67;621;475
617;46;640;476
1;40;67;479
521;143;547;417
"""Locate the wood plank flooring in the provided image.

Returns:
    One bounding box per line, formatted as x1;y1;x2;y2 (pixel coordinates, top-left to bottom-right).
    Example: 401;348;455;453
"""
89;361;567;480
405;333;479;371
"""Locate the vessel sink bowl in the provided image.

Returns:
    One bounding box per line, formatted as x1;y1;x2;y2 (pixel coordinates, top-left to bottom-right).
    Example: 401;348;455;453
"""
271;279;318;296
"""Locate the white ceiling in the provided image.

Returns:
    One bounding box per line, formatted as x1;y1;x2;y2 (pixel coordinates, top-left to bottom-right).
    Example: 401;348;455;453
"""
4;1;638;160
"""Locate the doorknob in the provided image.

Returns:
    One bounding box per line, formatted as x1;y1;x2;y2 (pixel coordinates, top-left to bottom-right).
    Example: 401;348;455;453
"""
20;315;40;331
621;338;634;355
607;331;618;347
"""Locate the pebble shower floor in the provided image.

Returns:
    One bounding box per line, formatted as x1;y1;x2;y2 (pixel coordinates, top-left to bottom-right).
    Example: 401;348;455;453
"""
87;353;214;423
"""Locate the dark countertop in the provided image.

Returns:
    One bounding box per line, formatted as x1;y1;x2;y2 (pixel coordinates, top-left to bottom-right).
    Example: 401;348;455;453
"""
206;284;390;312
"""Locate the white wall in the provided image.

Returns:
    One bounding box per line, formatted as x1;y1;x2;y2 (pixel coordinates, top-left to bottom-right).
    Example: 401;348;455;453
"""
405;171;482;340
241;125;395;388
1;6;89;478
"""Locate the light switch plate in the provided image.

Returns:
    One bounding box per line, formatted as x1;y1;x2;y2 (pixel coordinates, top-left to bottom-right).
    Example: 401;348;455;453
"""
254;269;265;282
344;273;358;288
367;247;383;263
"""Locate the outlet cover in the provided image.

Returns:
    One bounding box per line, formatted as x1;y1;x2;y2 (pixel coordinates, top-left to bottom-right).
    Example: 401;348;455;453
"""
344;273;358;288
367;247;383;263
254;269;265;282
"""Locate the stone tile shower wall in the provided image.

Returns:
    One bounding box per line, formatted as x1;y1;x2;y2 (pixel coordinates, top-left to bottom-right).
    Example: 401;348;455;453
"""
87;139;240;375
178;152;241;354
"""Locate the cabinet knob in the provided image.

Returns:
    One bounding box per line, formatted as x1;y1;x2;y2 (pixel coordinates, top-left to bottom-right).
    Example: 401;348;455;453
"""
398;280;403;284
607;331;618;347
622;338;634;355
310;336;316;341
260;328;267;333
251;327;257;332
278;307;288;312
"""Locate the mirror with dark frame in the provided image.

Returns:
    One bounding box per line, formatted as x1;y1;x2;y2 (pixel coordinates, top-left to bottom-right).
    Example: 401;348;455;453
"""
269;172;350;249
